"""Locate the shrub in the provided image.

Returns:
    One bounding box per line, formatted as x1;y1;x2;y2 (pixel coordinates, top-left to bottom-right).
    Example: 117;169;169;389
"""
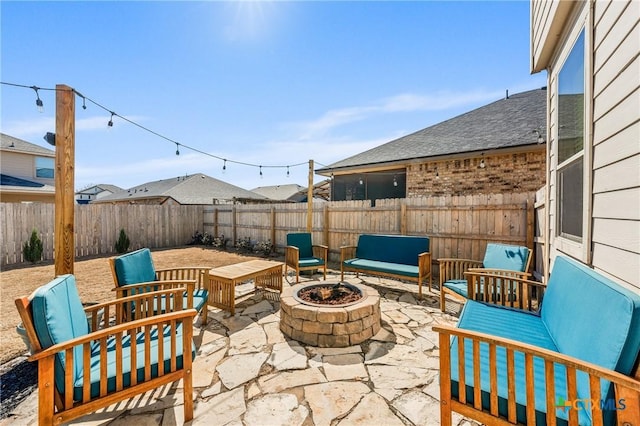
189;230;204;245
23;228;43;263
253;240;273;256
114;229;130;254
236;236;252;252
212;234;228;249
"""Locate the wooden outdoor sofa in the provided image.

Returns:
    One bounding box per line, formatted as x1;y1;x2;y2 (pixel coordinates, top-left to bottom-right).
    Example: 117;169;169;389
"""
433;255;640;426
340;234;432;297
15;274;196;425
109;247;210;325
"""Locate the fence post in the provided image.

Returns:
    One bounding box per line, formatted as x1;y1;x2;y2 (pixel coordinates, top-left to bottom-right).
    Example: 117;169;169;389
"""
232;206;237;247
526;198;534;250
323;204;329;246
271;207;276;247
400;202;407;235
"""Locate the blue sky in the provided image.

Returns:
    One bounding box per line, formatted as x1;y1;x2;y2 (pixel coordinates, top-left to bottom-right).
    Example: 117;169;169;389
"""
1;1;546;191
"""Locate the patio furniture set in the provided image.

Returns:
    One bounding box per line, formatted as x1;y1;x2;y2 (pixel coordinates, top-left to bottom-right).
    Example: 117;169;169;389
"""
14;234;640;425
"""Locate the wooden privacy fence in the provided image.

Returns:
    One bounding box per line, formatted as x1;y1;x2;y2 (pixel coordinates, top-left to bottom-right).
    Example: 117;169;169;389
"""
0;203;203;266
1;191;537;271
204;191;537;268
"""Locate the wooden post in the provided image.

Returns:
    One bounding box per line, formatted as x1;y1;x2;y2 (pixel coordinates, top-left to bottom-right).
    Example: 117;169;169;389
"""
213;208;219;237
54;84;75;276
307;160;314;233
400;202;407;235
232;206;237;247
525;199;534;250
270;206;276;249
323;204;329;247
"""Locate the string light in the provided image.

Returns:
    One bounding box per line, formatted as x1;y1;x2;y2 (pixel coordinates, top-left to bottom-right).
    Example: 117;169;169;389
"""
393;175;398;187
1;81;310;176
31;86;44;112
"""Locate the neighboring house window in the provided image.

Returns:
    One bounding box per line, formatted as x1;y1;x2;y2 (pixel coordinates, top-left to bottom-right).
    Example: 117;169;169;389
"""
556;29;585;241
35;157;54;179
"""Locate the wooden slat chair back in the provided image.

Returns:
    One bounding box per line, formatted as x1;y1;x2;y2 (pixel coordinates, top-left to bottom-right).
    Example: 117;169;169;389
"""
284;233;328;283
109;248;210;324
15;274;196;425
438;243;533;312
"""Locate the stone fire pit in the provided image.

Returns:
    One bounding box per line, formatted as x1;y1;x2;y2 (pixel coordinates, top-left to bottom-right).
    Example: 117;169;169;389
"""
279;282;381;347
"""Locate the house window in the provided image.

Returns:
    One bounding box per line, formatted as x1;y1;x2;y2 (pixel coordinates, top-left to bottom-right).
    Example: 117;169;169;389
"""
331;170;406;202
556;29;585;241
35;157;54;179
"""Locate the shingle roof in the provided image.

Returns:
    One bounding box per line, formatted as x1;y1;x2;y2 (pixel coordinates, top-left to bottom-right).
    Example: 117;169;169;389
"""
0;174;45;188
0;133;55;157
317;88;547;173
250;184;306;201
76;184;124;196
95;173;268;204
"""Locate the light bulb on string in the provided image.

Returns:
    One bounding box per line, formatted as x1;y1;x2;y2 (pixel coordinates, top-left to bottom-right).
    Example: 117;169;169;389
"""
31;86;43;112
107;112;114;128
286;166;290;178
175;143;180;156
222;160;227;174
259;165;263;179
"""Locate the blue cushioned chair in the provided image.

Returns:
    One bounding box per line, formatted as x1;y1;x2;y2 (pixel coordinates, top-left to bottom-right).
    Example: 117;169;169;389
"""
285;233;328;283
15;274;196;425
438;243;532;312
109;248;210;324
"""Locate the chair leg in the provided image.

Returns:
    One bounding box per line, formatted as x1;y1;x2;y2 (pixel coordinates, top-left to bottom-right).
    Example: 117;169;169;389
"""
440;287;446;312
322;264;326;281
202;305;208;325
296;269;300;283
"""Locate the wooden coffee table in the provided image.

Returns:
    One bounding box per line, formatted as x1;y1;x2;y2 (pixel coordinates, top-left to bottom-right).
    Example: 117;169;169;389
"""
205;259;284;314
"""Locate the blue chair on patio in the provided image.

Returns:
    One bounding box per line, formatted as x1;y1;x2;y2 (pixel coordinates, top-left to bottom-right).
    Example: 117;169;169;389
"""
285;233;328;283
109;248;210;324
15;274;196;425
438;242;532;312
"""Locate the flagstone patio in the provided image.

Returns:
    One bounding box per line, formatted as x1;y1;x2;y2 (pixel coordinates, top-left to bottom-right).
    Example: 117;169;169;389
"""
3;272;477;426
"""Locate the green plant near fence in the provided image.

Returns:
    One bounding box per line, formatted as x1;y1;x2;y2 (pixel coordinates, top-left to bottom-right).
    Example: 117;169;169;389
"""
114;229;130;254
23;228;43;263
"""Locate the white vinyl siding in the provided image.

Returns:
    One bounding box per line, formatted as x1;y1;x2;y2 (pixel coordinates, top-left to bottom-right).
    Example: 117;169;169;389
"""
590;0;640;290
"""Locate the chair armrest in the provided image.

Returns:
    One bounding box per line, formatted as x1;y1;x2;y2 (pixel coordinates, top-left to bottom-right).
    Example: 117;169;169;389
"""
113;280;196;299
340;246;357;263
285;245;300;267
155;267;209;288
464;270;546;312
312;244;328;260
432;324;640;426
418;252;432;277
438;258;483;285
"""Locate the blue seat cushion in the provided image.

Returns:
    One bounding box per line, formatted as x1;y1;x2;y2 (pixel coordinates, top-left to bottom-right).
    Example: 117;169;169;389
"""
482;243;529;271
114;248;157;286
355;235;429;266
287;233;313;259
343;258;418;278
76;323;196;401
541;256;640;377
451;301;589;424
31;275;89;396
298;257;325;268
443;279;469;298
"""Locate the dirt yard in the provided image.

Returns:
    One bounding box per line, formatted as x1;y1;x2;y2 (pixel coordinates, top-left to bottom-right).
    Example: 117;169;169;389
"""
0;246;276;365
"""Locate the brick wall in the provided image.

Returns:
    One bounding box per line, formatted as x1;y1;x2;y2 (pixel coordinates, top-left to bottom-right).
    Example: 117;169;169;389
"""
406;148;546;197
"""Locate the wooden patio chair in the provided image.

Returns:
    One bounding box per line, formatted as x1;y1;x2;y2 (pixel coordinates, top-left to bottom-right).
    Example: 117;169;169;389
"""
285;233;328;283
15;274;196;425
109;248;210;324
438;242;532;312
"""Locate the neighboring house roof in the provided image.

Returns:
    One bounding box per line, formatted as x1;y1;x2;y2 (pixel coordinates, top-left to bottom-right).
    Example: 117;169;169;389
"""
317;88;547;173
76;184;124;196
250;184;306;201
0;133;55;157
0;174;45;188
95;173;268;204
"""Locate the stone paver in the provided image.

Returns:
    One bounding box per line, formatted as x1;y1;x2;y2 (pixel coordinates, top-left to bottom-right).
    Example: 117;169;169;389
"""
4;273;478;426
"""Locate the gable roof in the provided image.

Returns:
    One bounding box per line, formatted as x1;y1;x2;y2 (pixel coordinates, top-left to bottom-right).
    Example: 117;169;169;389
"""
95;173;268;205
0;133;55;157
317;88;547;173
76;184;124;196
250;184;306;201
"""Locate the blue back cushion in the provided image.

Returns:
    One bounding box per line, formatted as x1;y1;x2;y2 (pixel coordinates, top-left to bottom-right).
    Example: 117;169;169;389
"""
482;243;529;271
541;256;640;375
31;274;89;394
355;235;429;266
287;233;313;258
114;248;157;286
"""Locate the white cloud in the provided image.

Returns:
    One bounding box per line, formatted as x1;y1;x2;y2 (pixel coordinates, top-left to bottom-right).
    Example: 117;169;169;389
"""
289;88;503;140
